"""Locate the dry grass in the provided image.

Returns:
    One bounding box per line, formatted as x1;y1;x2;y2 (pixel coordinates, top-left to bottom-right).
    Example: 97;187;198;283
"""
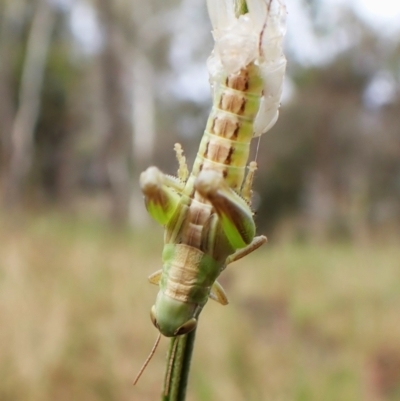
0;213;399;401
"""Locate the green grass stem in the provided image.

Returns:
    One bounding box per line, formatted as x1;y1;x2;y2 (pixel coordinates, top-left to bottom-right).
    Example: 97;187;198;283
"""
161;329;197;401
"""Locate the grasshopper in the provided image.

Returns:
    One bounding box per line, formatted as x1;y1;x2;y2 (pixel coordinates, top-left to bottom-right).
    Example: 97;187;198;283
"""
140;0;286;338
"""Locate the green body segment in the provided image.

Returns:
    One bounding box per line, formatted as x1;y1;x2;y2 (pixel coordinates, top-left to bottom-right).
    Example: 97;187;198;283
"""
141;62;267;337
189;63;264;193
152;244;222;337
161;244;221;305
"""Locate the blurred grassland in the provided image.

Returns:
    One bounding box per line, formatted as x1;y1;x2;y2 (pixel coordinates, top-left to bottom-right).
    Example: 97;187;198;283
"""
0;213;399;401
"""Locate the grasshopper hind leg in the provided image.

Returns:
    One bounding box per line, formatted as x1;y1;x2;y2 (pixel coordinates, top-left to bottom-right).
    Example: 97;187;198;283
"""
226;235;267;265
209;281;228;305
195;169;256;249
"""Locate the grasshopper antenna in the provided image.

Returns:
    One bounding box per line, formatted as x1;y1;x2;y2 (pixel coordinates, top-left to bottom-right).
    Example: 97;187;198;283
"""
164;336;179;396
134;333;161;385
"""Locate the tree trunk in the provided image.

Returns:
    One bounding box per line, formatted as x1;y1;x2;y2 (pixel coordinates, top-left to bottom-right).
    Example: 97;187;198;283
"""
130;50;156;226
97;0;132;224
0;1;16;174
3;0;55;206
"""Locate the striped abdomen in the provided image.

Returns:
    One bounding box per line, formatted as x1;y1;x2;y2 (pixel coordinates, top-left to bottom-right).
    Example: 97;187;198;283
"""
191;63;264;192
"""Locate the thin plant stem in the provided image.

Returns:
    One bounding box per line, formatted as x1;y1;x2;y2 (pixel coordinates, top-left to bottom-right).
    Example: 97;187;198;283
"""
161;328;197;401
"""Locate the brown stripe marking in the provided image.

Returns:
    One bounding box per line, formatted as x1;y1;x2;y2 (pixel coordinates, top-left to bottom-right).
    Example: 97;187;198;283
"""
210;118;216;134
226;69;249;92
206;142;230;163
232;122;240;140
203;141;210;158
220;92;247;115
258;0;273;57
213;117;239;139
225;146;234;165
240;98;247;114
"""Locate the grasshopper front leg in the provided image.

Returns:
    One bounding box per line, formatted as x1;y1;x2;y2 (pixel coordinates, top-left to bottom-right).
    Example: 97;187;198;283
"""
195;169;255;249
140;167;183;225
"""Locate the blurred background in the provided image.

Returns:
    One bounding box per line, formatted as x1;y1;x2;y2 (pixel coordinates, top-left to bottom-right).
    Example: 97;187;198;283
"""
0;0;399;400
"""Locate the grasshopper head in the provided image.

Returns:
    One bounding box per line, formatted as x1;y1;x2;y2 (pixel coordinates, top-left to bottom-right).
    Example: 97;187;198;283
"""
150;293;197;337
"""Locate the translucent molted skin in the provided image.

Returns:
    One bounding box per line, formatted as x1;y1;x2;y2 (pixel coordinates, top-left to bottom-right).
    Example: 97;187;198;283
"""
207;0;287;136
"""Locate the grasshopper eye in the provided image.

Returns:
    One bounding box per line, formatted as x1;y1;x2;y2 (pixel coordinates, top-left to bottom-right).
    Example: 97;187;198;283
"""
174;318;197;336
150;306;158;328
